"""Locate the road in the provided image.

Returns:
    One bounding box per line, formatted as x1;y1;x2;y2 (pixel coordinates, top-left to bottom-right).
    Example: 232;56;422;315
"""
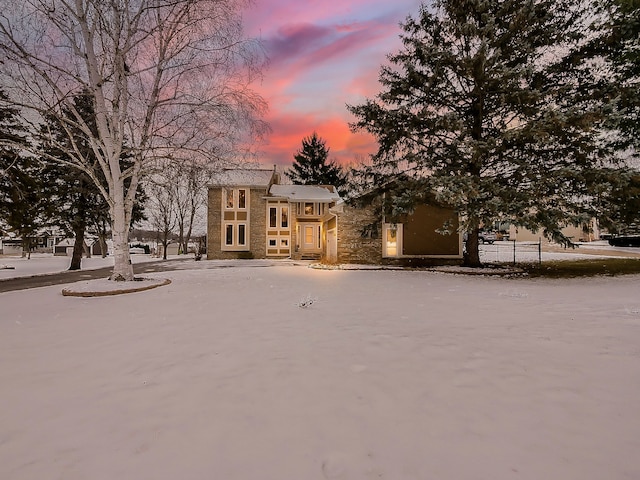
0;259;187;294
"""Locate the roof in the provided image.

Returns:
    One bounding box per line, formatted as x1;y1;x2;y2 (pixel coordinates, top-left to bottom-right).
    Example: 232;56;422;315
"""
210;168;275;187
269;184;342;202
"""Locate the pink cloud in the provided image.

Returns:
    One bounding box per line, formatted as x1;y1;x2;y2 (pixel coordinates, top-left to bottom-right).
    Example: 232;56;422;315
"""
242;0;424;168
257;111;376;167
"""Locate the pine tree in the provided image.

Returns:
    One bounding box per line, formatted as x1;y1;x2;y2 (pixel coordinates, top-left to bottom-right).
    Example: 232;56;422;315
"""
0;90;50;257
348;0;615;267
40;91;107;269
286;132;347;195
584;0;640;232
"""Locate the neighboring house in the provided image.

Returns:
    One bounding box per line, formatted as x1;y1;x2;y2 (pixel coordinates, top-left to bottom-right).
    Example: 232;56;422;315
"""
0;229;65;255
54;238;91;257
207;168;463;265
157;242;179;257
508;219;601;243
0;238;22;255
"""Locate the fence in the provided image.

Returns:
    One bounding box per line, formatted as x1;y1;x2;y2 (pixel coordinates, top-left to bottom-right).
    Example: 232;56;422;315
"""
479;239;542;265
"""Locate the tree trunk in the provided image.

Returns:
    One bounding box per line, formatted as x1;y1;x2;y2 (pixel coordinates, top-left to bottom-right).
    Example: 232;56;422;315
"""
464;229;482;267
161;237;169;260
69;224;85;270
178;220;185;254
21;238;31;259
110;202;134;281
183;205;196;255
98;234;108;258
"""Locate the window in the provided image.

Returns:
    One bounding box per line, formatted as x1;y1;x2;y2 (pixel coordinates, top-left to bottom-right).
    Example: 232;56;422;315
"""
225;224;234;246
269;207;277;228
224;224;246;248
266;202;291;256
224;188;247;210
383;223;402;257
304;203;314;215
222;188;250;251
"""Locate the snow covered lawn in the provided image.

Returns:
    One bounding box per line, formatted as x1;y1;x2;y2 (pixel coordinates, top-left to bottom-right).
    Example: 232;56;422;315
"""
1;265;639;479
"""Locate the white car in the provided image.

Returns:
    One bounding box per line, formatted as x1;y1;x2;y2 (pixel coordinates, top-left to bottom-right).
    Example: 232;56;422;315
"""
478;231;497;244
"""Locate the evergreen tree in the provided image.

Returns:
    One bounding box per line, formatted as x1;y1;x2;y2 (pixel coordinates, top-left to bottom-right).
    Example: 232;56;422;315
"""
600;0;639;152
348;0;616;266
40;91;107;269
0;90;50;257
286;132;347;195
582;0;640;232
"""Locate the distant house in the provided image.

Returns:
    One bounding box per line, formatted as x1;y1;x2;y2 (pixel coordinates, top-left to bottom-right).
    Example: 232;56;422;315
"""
207;168;463;265
157;242;179;257
0;238;22;256
507;219;601;243
54;238;91;257
0;229;65;255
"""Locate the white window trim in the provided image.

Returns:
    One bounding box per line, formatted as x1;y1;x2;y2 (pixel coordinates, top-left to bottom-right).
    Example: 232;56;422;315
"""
221;188;250;251
266;202;291;256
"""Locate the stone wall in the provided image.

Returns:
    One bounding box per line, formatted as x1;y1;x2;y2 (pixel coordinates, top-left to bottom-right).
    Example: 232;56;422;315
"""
336;204;382;264
249;187;268;257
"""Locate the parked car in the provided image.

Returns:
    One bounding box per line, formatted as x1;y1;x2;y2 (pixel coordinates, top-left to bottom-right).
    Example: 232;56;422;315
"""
608;235;640;247
478;230;497;244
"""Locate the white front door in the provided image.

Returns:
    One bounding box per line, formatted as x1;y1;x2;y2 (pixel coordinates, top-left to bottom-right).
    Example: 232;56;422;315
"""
300;223;321;252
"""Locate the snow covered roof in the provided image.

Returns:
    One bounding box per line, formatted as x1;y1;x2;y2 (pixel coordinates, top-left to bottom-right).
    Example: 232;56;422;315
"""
269;184;341;202
56;238;76;247
210;169;275;187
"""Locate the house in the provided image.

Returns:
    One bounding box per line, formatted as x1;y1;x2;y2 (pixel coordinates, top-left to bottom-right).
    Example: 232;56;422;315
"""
507;219;601;243
54;238;91;257
0;238;22;255
206;168;463;265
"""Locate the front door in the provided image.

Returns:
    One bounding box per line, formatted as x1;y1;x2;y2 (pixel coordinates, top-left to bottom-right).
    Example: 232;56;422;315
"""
300;223;321;253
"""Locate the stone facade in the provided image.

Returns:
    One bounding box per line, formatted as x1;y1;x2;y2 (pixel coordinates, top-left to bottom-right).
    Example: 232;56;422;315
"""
335;204;382;264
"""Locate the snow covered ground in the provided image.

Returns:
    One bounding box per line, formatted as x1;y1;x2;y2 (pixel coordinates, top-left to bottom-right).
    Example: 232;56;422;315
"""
0;253;164;279
1;260;640;479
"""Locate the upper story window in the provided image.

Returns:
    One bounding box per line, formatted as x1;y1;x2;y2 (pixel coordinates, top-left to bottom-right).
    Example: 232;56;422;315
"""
224;188;247;209
298;202;325;217
268;205;289;229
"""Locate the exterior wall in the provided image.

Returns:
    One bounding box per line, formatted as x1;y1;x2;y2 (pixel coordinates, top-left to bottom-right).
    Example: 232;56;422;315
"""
336;204;383;264
207;186;269;259
509;220;599;243
402;204;461;256
335;202;462;265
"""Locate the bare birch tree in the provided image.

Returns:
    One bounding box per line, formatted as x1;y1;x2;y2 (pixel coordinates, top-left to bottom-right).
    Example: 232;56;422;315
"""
0;0;267;280
147;175;176;260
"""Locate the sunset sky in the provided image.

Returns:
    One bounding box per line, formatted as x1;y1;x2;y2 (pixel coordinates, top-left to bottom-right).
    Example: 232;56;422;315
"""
243;0;425;167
